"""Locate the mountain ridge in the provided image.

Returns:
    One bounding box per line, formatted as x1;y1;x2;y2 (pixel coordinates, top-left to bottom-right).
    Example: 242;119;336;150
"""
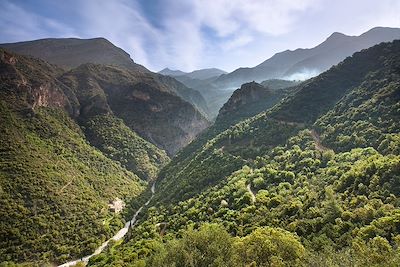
1;37;212;119
215;26;400;86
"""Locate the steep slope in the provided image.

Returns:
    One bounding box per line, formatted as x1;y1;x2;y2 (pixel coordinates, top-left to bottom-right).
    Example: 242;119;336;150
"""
217;81;288;126
82;114;169;181
0;37;148;72
88;41;400;267
0;49;145;265
154;74;211;118
1;38;210;121
215;27;400;87
182;80;232;119
159;68;228;118
260;79;300;89
61;64;209;155
156;40;400;203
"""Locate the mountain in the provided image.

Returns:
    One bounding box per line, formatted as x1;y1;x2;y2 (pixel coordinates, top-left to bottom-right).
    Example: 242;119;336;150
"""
0;48;148;265
216;81;289;125
159;67;226;80
181;27;400;119
86;41;400;266
159;68;187;76
153;74;211;118
183;68;227;80
0;37;148;72
60;63;209;155
0;45;213;265
1;38;211;120
158;68;228;119
215;27;400;87
260;78;301;89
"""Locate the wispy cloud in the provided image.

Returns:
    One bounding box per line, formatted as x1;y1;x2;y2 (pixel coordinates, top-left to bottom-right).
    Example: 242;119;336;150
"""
0;0;399;72
0;1;77;42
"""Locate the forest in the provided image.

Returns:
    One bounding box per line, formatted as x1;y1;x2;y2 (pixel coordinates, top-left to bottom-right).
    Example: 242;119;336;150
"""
0;23;399;267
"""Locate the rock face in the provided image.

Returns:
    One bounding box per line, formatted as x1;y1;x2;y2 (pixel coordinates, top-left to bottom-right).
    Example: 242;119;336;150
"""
216;81;287;125
60;64;210;155
218;82;271;117
0;38;210;118
0;38;211;155
1;48;209;155
0;49;79;115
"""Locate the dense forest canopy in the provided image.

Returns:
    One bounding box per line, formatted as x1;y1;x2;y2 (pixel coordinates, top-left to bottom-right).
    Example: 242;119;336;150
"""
86;41;400;267
0;31;399;267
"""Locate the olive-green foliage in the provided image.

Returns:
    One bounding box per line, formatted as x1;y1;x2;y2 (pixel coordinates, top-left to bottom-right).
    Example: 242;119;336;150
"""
260;79;301;90
156;117;304;203
89;41;400;267
83;114;169;180
234;227;305;267
148;224;235;267
0;103;145;265
271;40;400;124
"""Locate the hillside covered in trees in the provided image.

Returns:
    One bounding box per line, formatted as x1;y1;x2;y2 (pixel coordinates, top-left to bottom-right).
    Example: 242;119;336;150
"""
85;41;400;267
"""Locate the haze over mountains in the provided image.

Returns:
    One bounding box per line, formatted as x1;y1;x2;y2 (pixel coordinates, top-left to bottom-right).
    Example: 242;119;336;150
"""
159;67;227;80
0;22;400;267
215;27;400;87
156;27;400;118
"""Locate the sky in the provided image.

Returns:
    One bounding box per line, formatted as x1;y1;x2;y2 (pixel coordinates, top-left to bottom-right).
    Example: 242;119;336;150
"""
0;0;399;72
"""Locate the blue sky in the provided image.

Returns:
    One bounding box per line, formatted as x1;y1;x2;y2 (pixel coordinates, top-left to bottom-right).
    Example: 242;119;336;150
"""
1;0;399;72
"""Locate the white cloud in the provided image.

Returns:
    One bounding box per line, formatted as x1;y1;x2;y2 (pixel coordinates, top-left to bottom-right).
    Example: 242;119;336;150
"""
221;34;253;51
195;0;319;36
1;0;399;72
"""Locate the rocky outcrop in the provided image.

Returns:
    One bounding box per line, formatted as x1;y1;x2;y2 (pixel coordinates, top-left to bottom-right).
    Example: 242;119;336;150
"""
0;49;79;116
1;49;209;155
215;81;289;128
60;64;210;155
218;82;273;118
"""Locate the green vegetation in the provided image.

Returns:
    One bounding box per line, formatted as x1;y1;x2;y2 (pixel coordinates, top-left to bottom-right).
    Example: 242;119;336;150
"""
61;63;209;155
0;103;145;265
216;81;290;129
1;36;400;267
0;48;168;265
260;79;301;90
87;41;400;266
83;114;169;180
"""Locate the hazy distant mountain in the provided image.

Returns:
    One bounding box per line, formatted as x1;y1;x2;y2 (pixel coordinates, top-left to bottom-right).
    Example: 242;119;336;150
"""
215;27;400;87
159;68;187;76
0;37;149;72
159;67;226;80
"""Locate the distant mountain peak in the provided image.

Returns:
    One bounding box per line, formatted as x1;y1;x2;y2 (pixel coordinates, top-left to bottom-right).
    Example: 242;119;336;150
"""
215;26;400;88
327;31;348;40
159;67;226;80
159;68;187;76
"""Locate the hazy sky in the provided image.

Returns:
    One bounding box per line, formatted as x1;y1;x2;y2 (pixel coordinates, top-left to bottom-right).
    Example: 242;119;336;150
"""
1;0;399;72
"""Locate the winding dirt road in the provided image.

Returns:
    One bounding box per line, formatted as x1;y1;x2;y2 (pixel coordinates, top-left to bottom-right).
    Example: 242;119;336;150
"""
246;184;256;203
309;129;331;152
58;183;156;267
